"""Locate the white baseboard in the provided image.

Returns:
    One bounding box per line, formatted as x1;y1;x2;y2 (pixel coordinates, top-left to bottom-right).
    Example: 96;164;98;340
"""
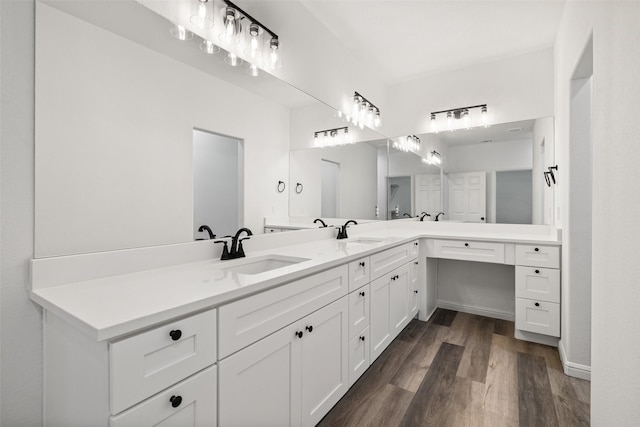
437;299;514;322
558;341;591;381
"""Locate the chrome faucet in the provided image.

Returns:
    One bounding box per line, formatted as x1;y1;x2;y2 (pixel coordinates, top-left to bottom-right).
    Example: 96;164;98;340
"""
419;212;431;221
336;220;358;239
314;218;328;228
197;225;216;240
435;212;445;221
214;227;253;260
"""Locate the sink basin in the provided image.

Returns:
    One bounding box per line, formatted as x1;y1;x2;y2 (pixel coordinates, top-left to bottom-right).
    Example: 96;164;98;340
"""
346;237;384;244
222;255;310;275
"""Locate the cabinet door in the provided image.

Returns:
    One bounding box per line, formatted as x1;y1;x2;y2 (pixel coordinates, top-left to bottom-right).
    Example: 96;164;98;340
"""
370;273;392;362
408;260;419;318
348;327;370;387
390;263;410;337
348;284;370;340
219;323;301;427
299;297;349;427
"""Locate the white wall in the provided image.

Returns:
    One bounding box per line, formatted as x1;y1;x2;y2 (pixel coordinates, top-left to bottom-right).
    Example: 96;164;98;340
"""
35;4;290;257
555;1;640;421
289;144;378;219
386;48;554;137
532;117;555;224
0;2;42;425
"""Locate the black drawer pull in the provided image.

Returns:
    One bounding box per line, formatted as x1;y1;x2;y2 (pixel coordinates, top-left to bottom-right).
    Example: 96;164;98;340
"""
295;331;303;338
414;290;418;294
534;247;540;252
534;302;540;307
360;291;365;297
464;243;469;247
305;325;313;333
535;269;540;274
169;330;182;341
359;336;365;341
359;261;365;267
170;395;182;408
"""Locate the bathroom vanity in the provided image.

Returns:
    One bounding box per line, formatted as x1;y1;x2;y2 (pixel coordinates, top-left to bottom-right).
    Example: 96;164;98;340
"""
30;221;560;426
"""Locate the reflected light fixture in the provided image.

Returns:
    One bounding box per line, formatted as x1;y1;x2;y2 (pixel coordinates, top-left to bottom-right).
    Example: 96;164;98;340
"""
431;104;488;132
351;91;382;129
190;0;214;29
169;23;193;41
393;135;420;153
314;127;352;147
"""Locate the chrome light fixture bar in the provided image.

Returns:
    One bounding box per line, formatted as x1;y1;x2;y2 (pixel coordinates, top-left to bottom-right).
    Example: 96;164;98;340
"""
430;104;488;133
350;91;382;129
314;127;352;147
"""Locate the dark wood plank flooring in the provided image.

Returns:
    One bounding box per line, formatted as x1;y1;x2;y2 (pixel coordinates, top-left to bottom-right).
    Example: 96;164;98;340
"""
318;309;590;427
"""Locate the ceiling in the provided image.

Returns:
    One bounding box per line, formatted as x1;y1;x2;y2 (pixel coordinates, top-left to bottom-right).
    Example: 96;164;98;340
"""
300;0;566;84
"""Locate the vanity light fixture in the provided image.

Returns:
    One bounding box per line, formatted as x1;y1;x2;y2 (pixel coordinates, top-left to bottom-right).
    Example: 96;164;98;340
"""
314;127;351;148
430;104;488;132
430;150;442;165
351;92;382;129
393;135;420;153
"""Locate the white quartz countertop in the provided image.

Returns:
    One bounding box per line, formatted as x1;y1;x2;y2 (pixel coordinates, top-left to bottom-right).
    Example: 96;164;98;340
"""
30;223;561;342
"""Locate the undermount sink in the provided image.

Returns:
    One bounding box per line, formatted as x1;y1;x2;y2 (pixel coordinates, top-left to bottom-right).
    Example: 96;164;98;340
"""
222;255;310;275
346;237;384;244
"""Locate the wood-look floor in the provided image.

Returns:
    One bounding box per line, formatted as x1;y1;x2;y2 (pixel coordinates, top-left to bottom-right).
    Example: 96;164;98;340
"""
318;309;590;427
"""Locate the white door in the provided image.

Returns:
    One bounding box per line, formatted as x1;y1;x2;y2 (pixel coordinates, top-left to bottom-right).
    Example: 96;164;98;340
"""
414;173;442;216
321;160;340;217
219;323;301;427
369;274;393;362
448;172;486;222
299;297;349;427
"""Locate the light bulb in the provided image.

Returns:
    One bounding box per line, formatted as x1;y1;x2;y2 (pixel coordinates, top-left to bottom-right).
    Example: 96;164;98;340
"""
191;1;213;29
220;7;241;44
447;111;453;131
247;63;260;77
268;38;281;69
200;40;220;55
225;52;243;67
481;106;489;127
344;128;353;144
249;24;260;58
430;113;438;134
352;96;360;118
374;111;381;127
366;106;374;125
169;24;193;41
463;109;470;129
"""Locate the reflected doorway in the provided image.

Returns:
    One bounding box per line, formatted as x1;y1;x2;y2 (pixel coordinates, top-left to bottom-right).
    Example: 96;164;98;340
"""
321;159;340;217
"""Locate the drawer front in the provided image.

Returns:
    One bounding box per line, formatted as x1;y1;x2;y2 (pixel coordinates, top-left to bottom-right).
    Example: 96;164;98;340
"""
110;365;217;427
218;265;348;359
110;309;217;415
515;244;560;268
433;239;505;264
348;256;370;292
348;284;370;340
515;266;560;303
348;327;370;387
515;298;560;337
370;243;413;280
409;240;420;258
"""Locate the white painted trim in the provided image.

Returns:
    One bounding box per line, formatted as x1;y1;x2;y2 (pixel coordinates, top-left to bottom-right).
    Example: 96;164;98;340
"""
558;340;591;381
437;299;514;321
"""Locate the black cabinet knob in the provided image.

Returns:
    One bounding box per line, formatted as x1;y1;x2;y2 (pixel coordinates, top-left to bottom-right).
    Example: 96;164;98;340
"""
535;269;540;274
535;247;540;252
414;261;419;265
359;261;365;267
305;325;313;333
295;331;303;338
534;302;540;307
414;242;419;246
359;336;365;341
170;395;182;408
169;330;182;341
481;217;485;221
414;290;418;294
360;291;365;297
464;243;469;247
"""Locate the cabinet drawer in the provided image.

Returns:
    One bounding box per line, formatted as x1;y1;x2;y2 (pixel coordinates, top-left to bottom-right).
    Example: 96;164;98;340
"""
110;365;217;427
348;284;370;340
409;240;420;258
370;242;414;280
110;309;216;415
515;298;560;337
348;327;370;387
516;266;560;303
348;256;370;292
515;244;560;268
218;265;348;358
433;239;505;264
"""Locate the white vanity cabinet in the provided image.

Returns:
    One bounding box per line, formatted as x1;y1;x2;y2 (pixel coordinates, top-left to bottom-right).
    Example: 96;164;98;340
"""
369;240;419;362
43;309;218;427
515;244;561;337
219;297;349;427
